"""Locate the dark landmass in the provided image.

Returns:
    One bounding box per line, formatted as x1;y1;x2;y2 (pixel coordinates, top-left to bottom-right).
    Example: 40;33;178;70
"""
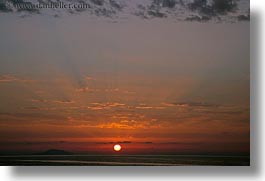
35;149;73;155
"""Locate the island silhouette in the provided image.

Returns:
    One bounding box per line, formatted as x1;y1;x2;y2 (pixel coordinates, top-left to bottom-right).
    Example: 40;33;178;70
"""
35;149;73;155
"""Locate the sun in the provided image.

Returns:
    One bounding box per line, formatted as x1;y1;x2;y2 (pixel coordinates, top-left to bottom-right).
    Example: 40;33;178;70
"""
114;144;122;152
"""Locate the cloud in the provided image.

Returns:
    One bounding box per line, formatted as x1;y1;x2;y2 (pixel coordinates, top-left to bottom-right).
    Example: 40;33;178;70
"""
0;75;17;82
76;87;99;93
123;90;136;94
1;140;155;146
185;15;211;22
237;11;250;21
184;0;239;22
188;0;237;15
31;99;48;103
94;119;162;129
133;103;166;110
0;75;35;83
23;106;59;111
0;112;66;123
117;141;132;144
30;99;74;105
135;106;154;109
0;0;39;13
104;88;120;92
0;0;249;23
85;76;94;81
111;113;146;120
102;141;153;144
109;0;124;10
162;101;247;112
77;88;122;93
147;10;167;18
22;106;41;110
91;0;104;6
143;141;153;144
53;100;75;104
172;102;219;108
0;1;12;12
68;116;163;130
211;0;237;14
87;102;126;111
162;101;219;108
134;0;243;21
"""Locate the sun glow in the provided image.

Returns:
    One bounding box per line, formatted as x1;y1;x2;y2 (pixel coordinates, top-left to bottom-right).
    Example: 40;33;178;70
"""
114;144;121;152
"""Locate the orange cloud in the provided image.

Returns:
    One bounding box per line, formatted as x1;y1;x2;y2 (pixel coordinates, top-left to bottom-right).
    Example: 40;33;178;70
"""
0;75;35;83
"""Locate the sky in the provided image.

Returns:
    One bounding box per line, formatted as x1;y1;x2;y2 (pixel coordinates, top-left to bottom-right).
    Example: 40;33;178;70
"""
0;0;249;155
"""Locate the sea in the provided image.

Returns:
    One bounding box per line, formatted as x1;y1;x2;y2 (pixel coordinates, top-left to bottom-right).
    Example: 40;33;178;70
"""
0;155;250;166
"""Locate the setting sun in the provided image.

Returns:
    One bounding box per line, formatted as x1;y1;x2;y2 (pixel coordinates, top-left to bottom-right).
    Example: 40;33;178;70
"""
114;144;121;152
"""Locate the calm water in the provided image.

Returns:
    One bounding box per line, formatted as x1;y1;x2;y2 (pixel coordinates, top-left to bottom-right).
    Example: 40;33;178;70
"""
0;155;250;166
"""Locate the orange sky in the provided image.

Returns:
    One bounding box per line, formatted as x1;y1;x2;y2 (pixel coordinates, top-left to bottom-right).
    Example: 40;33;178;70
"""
0;14;249;155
